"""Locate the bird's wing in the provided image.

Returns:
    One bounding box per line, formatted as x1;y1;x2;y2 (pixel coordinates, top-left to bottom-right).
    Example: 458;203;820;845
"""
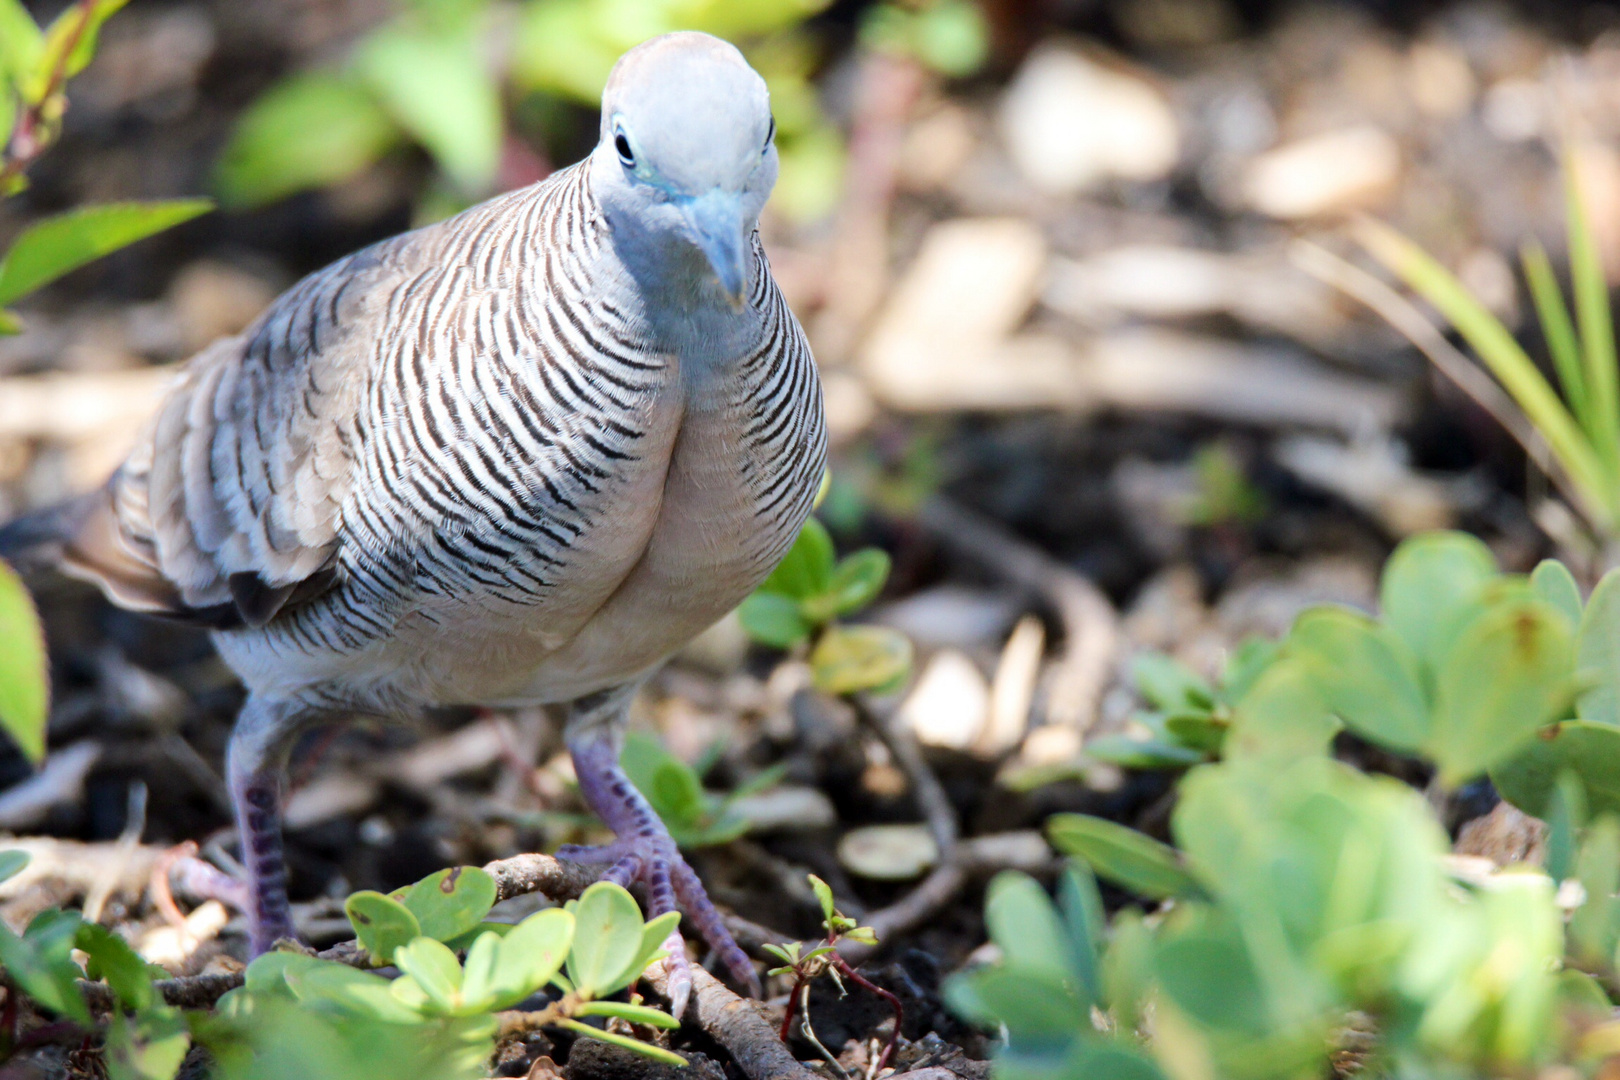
62;228;442;628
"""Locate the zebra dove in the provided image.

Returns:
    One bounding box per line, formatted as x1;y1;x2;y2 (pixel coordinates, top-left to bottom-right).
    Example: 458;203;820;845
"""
0;31;826;1013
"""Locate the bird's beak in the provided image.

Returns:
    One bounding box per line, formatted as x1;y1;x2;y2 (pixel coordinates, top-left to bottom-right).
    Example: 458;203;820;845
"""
681;189;747;309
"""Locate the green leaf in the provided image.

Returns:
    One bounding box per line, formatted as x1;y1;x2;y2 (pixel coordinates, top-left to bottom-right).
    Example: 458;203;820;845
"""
942;965;1090;1037
555;1020;688;1067
574;1000;679;1028
801;548;890;621
1570;815;1620;966
1578;570;1620;727
37;0;130;90
0;558;48;764
392;937;463;1012
1532;559;1584;629
1163;713;1226;755
630;910;679;980
1219;637;1281;704
1047;814;1202;901
454;930;501;1012
1155;929;1271;1037
565;881;646;998
285;960;426;1023
621;731;705;829
0;0;41;88
1378;531;1499;677
809;624;913;696
216;73;399;208
0;848;29;884
757;517;835;600
1133;653;1214;713
0;909;87;1024
1083;732;1205;769
345;890;421;965
76;922;152;1010
1494;721;1620;819
487;907;573;1009
0;201;212;308
510;0;622;102
395;866;497;943
355;25;501;194
808;874;837;925
1357;222;1615;525
1057;862;1104;1006
1222;658;1339;763
1287;607;1429;753
983;871;1084;1001
106;1006;189;1080
1564;157;1620;483
736;592;812;648
1522;241;1590;432
1429;597;1575;786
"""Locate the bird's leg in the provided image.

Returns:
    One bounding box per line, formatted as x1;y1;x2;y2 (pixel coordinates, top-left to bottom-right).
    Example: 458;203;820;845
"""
173;696;313;956
561;685;761;1017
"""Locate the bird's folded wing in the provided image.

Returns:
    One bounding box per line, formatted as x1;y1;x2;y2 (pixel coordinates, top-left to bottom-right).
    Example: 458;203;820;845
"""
65;231;436;626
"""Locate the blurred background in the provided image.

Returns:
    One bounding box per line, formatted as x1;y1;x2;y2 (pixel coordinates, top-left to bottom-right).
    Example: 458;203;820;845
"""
2;0;1618;991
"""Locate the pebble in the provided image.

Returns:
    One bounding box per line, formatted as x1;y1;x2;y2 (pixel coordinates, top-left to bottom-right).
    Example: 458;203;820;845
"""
899;649;991;751
837;823;939;881
1240;125;1400;219
998;44;1179;196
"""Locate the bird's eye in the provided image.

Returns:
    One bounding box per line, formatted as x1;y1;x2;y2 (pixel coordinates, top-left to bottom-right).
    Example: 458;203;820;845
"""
615;130;634;166
764;116;775;151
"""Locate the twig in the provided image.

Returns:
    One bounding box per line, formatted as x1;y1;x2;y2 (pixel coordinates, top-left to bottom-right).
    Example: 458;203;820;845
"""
917;497;1119;733
482;851;608;904
793;982;848;1080
78;973;243;1012
644;963;817;1080
852;696;957;853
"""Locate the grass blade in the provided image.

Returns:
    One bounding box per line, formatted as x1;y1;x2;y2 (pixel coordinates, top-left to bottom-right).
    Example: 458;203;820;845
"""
1565;159;1620;483
1356;217;1615;526
1521;240;1590;430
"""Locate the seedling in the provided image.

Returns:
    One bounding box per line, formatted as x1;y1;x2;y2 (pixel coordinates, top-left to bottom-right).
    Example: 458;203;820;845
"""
762;875;899;1074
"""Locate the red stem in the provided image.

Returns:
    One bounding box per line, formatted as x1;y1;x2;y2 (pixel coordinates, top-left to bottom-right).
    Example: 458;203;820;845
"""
831;957;902;1071
0;0;97;189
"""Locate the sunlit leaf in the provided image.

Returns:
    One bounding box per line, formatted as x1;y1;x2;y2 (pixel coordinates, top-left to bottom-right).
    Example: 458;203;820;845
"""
487;907;573;1009
0;0;41;88
1531;558;1584;629
1521;241;1591;435
757;517;835;601
802;548;890;621
737;591;812;648
0;909;87;1024
555;1020;688;1066
346;890;421;965
574;1000;679;1028
984;871;1084;1002
0;200;212;308
392;937;462;1012
809;624;912;696
216;73;399;208
1378;531;1498;679
76;922;152;1011
1133;653;1214;714
1287;607;1428;753
565;882;646;998
1563;156;1620;483
356;25;501;194
1494;721;1620;820
0;559;44;765
285;961;425;1024
0;848;29;884
394;866;496;943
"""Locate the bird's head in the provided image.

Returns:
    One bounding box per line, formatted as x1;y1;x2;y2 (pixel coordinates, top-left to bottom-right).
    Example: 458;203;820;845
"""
593;32;776;310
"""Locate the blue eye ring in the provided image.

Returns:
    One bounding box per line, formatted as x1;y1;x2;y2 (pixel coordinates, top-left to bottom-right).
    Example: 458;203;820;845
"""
614;126;635;167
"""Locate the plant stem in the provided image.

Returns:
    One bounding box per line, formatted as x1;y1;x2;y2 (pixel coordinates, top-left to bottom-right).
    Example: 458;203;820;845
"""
830;958;901;1072
0;0;97;192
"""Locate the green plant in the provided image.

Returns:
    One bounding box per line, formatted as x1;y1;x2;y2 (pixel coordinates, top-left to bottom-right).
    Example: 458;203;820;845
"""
0;861;685;1080
738;513;913;697
216;0;850;221
762;875;896;1071
1;0;212;333
0;0;209;764
951;530;1620;1079
619;730;785;848
1353;156;1620;548
1085;641;1279;769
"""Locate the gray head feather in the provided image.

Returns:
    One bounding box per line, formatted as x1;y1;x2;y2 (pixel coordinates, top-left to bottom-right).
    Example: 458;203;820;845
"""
591;32;777;310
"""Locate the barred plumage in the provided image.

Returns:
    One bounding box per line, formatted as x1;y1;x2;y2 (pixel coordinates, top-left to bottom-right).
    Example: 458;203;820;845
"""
2;31;823;1008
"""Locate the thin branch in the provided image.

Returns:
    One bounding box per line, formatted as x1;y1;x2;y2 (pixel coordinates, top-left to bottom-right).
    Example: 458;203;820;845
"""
643;963;818;1080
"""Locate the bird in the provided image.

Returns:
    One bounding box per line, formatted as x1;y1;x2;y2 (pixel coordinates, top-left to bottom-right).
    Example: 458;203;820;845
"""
0;31;826;1016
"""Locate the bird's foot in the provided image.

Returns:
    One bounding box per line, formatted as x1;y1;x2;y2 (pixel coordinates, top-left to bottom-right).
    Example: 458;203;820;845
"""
558;833;760;1018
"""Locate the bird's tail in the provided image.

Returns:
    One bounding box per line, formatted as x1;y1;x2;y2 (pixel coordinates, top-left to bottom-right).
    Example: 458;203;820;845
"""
0;496;98;571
